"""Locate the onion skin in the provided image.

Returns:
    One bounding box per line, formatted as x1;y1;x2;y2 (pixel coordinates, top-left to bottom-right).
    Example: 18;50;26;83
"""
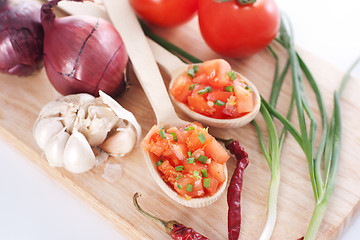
41;0;129;97
0;0;44;76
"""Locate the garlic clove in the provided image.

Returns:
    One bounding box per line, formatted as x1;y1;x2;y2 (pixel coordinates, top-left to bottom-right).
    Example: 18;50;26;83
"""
63;130;96;173
43;131;70;167
101;126;136;156
33;117;64;149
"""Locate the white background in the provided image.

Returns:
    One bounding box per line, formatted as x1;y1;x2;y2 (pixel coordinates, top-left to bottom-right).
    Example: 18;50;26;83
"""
1;0;360;239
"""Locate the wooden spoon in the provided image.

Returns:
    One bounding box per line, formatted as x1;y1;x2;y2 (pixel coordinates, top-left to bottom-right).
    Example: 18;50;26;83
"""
147;40;261;128
103;0;227;208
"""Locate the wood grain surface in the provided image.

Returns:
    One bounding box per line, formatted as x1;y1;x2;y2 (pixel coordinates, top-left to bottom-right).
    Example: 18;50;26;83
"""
0;2;359;239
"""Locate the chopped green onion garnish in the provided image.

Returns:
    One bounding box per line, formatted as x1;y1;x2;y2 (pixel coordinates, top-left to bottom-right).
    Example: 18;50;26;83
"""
187;157;195;164
227;70;237;81
193;170;200;178
175;174;182;181
169;132;178;142
159;127;166;140
198;132;206;144
245;85;253;92
201;169;208;178
189;83;198;91
175;165;184;171
214;100;226;106
187;151;192;158
188;68;195;78
186;184;193;192
224;85;234;92
193;65;199;73
156;160;163;167
197;86;213;95
203;178;211;188
177;184;182;189
197;155;208;164
184;126;195;131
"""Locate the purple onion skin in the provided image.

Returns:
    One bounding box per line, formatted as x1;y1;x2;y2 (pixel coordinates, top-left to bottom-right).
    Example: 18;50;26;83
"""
0;0;44;76
41;0;129;97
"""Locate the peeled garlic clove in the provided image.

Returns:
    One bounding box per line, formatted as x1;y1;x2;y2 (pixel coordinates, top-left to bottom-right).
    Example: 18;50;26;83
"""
63;130;95;173
101;126;136;156
43;131;70;167
33;118;64;149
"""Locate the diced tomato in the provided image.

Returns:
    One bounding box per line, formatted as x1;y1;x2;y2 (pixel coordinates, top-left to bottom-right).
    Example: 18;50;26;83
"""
208;162;226;183
158;160;179;185
234;80;254;114
207;91;233;103
203;175;219;196
183;161;207;175
188;93;215;117
168;143;188;162
186;128;213;151
204;139;230;164
170;74;193;103
142;125;169;156
202;59;232;88
174;175;204;198
192;73;208;84
166;127;185;143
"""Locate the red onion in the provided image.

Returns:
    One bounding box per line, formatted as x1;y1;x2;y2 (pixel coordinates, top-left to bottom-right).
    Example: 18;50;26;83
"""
41;0;129;97
0;0;44;76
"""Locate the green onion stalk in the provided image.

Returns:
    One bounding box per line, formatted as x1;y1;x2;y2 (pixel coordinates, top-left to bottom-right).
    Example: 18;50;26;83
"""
139;17;359;239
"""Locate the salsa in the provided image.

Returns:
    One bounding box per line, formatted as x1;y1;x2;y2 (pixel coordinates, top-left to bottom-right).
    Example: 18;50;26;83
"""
170;59;254;119
142;122;230;199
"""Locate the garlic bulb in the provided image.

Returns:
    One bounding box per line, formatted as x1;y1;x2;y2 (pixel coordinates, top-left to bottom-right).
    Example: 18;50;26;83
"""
33;91;141;173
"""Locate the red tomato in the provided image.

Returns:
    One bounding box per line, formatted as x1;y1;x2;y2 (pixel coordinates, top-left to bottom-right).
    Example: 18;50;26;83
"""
198;0;280;58
130;0;199;27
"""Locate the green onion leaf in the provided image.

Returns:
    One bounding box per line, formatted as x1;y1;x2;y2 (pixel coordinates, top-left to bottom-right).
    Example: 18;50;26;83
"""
198;132;206;144
187;151;192;158
184;126;195;131
169;132;178;142
156;160;163;167
197;86;213;95
197;155;208;164
227;70;237;81
188;68;195;78
245;85;253;92
214;100;226;106
224;85;234;92
175;165;184;171
159;127;166;140
203;178;211;188
193;65;199;73
177;184;182;189
175;174;182;181
193;170;200;178
201;169;208;178
186;184;193;192
187;157;195;164
189;83;198;91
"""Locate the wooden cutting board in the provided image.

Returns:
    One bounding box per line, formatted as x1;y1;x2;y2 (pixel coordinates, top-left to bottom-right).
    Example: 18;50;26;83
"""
1;2;359;239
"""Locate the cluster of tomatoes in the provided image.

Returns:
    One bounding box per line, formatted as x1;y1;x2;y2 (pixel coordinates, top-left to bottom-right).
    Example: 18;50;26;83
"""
130;0;280;58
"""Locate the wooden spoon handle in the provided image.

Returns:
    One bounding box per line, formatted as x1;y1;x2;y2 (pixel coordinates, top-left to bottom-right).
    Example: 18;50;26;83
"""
103;0;179;125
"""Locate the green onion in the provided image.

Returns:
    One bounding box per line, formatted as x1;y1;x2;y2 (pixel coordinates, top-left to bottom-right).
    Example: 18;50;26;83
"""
193;170;200;178
245;85;253;92
169;132;178;142
214;100;226;106
186;184;193;192
187;151;192;158
224;85;234;92
189;83;198;91
187;157;195;164
159;127;166;140
201;169;208;178
155;160;163;167
198;132;206;144
227;70;237;81
203;178;211;188
197;155;208;164
197;86;212;95
184;126;195;131
193;65;199;73
188;68;195;78
175;165;184;171
175;174;182;181
177;184;182;189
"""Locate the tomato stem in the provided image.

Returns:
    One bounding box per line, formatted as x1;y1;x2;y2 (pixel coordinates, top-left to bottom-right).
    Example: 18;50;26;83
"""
237;0;256;5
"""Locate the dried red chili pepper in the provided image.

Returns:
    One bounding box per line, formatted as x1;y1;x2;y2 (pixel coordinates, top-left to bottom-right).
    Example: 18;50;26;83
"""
133;193;209;240
219;139;249;240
